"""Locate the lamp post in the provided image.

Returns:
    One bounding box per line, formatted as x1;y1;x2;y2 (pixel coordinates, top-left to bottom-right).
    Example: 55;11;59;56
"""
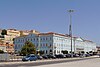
68;10;74;58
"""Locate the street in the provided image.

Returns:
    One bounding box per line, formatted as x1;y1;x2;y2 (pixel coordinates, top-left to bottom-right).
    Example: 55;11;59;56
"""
32;58;100;67
0;56;99;67
27;58;100;67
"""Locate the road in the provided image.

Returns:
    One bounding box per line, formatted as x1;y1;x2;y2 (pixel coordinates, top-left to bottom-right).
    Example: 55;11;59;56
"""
0;56;99;67
32;57;100;67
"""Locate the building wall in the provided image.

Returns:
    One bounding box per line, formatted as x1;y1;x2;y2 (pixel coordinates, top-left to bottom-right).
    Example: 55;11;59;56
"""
0;46;6;52
0;29;21;44
14;33;97;55
53;34;71;55
0;44;14;53
7;29;20;37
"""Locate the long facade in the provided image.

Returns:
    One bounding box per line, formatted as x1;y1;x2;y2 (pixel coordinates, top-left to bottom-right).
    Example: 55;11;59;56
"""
14;32;97;55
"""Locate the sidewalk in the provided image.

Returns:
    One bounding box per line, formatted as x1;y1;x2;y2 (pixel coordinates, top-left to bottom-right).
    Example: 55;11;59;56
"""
0;55;98;65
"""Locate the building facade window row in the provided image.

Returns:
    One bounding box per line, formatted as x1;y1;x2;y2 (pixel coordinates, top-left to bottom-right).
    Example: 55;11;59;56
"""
14;33;97;55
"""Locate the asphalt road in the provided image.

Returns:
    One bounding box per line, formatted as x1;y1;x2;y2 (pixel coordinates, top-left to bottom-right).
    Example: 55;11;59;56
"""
0;56;98;67
33;57;100;67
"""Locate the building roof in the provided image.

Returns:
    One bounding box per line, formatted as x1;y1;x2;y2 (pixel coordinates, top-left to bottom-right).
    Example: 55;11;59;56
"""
39;32;69;37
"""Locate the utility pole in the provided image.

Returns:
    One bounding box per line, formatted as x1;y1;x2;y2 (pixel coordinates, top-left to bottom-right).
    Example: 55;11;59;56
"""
68;10;74;58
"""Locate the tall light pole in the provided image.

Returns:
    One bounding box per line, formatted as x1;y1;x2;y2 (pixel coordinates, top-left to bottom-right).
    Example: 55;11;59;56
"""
68;10;74;58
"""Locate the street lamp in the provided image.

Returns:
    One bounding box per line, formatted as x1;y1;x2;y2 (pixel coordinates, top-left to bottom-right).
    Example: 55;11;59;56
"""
68;10;74;58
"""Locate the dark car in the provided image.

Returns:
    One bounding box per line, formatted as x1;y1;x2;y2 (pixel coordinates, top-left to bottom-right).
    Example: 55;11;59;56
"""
42;55;48;59
65;54;71;58
50;55;56;59
36;55;43;60
89;54;93;56
85;54;90;57
73;54;80;57
55;54;60;58
22;54;37;61
55;54;66;58
47;55;56;59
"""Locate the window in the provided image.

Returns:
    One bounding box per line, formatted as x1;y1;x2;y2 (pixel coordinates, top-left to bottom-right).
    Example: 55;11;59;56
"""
46;50;48;54
50;44;52;47
41;44;42;47
31;38;32;41
37;38;38;41
25;38;27;41
57;51;59;53
41;38;42;41
37;44;38;47
46;38;48;40
43;44;45;46
28;39;29;41
50;50;52;52
46;43;48;47
34;38;35;41
43;38;45;40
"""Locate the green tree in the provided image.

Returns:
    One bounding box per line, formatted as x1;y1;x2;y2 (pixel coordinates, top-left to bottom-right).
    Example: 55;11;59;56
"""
21;41;36;56
62;50;68;54
0;39;4;44
39;50;44;55
1;29;7;35
86;52;89;54
0;50;4;53
81;51;85;54
89;51;93;53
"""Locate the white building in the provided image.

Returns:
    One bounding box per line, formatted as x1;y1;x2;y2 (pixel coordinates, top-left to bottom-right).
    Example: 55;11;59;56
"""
14;32;97;55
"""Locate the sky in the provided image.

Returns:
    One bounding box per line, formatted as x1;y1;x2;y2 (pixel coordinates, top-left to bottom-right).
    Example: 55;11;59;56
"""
0;0;100;45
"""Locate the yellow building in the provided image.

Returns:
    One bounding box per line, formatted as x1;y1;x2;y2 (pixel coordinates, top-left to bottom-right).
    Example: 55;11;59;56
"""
0;29;40;53
0;29;20;44
20;30;40;36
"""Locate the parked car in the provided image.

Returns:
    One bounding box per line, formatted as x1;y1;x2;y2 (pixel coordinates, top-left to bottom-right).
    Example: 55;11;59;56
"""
55;54;66;58
65;54;71;58
89;54;93;56
22;54;37;61
84;54;90;57
73;54;80;57
36;55;43;60
42;55;48;59
50;55;56;59
47;55;56;59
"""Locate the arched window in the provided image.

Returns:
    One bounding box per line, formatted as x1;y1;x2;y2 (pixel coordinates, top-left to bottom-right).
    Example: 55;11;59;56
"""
50;50;52;52
46;50;48;54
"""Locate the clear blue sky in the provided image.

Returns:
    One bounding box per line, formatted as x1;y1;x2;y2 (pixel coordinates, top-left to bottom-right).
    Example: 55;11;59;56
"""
0;0;100;44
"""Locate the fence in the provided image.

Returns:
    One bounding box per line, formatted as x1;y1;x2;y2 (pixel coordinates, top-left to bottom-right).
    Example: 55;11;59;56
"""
0;54;10;61
0;54;23;62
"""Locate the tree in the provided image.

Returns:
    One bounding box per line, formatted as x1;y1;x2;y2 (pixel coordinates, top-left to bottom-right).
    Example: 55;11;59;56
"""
0;50;4;54
89;51;93;53
62;50;68;54
0;39;4;44
86;52;89;54
21;41;36;56
81;51;85;54
39;50;44;55
1;29;7;35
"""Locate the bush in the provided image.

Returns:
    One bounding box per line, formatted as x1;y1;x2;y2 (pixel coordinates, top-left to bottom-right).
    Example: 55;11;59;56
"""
62;50;68;54
0;50;4;53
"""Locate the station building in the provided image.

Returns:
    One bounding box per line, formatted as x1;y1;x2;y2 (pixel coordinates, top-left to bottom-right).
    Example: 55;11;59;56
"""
14;32;97;55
